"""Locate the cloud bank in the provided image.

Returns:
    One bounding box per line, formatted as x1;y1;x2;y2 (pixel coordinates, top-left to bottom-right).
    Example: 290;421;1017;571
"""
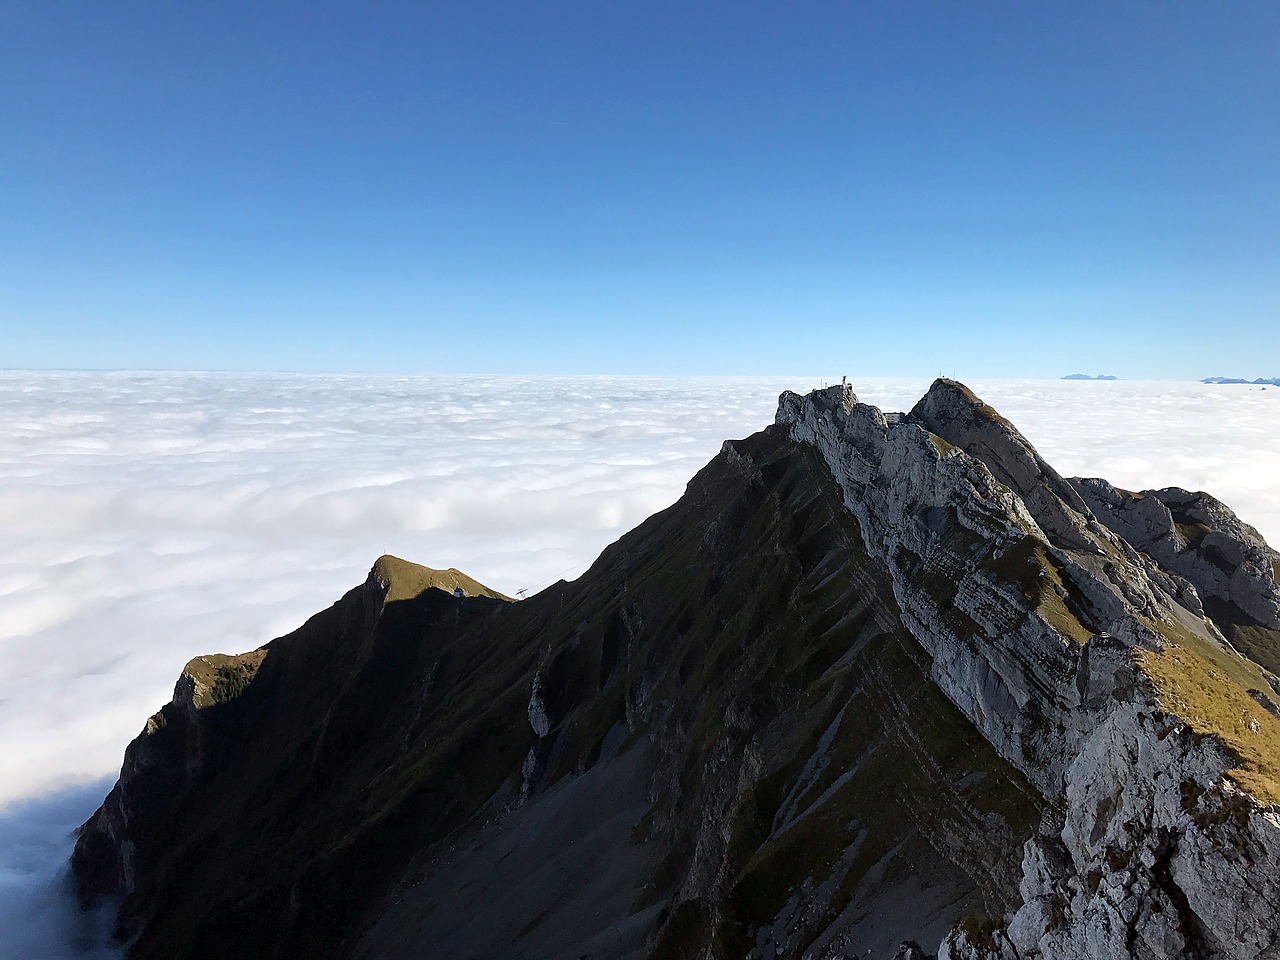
1;372;1276;957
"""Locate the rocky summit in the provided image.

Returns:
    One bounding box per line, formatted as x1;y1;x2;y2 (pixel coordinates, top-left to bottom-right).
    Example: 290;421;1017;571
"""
73;380;1280;960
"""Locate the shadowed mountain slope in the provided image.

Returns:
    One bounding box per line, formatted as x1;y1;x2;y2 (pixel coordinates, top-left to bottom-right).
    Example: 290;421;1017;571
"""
74;382;1280;960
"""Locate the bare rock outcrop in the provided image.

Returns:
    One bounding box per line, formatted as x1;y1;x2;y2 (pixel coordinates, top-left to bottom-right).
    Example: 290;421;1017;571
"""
908;378;1100;552
74;381;1280;960
1074;478;1280;676
778;381;1280;960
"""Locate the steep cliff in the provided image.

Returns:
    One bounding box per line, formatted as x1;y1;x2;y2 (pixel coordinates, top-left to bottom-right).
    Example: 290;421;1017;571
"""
74;381;1280;960
779;381;1280;959
1072;478;1280;676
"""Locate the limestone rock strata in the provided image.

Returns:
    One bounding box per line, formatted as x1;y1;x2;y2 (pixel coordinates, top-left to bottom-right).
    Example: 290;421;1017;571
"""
74;428;1042;960
1073;478;1280;676
73;381;1280;960
908;380;1208;628
777;381;1280;960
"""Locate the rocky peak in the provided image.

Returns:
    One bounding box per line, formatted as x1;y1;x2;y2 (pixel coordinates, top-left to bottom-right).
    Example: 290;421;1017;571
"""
778;382;1280;960
908;378;1100;552
1074;479;1280;677
74;382;1280;960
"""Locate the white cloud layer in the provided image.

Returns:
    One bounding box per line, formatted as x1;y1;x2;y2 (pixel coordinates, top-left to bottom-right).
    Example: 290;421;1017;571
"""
1;372;1277;957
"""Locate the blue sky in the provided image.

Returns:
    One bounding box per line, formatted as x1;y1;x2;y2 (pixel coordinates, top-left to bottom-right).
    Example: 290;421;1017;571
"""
1;2;1277;377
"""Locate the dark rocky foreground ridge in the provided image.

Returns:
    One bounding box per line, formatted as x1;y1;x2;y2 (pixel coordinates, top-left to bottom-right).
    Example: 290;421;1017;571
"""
73;380;1280;960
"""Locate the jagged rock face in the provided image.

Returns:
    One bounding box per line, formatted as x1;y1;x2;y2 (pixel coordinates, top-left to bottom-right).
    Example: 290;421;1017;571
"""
74;382;1280;960
74;430;1040;960
908;380;1211;631
777;381;1280;960
1073;478;1280;676
71;647;271;908
908;378;1100;554
72;558;511;956
780;383;1167;794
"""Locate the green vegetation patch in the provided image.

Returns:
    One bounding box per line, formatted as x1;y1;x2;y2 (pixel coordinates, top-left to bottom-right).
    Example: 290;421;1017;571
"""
1225;623;1280;678
371;554;509;602
183;650;269;708
1137;618;1280;806
985;536;1094;644
928;432;956;456
1173;520;1213;548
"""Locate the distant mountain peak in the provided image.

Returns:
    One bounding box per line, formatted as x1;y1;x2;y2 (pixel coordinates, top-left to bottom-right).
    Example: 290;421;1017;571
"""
1203;376;1280;386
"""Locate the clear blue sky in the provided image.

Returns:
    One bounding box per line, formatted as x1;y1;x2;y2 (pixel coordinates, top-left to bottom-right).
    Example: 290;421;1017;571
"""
1;2;1277;377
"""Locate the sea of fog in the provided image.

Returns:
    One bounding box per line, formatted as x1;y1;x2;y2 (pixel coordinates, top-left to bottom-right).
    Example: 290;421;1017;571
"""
2;372;1278;958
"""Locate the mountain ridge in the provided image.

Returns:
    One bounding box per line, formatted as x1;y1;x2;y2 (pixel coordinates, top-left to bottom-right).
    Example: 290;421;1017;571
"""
73;379;1280;960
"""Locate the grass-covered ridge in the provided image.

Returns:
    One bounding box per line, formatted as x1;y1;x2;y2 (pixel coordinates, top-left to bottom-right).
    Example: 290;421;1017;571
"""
1137;618;1280;806
371;553;510;602
182;649;269;708
1228;622;1280;679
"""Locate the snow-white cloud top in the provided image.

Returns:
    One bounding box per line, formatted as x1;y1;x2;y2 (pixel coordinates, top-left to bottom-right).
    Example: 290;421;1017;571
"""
1;372;1277;958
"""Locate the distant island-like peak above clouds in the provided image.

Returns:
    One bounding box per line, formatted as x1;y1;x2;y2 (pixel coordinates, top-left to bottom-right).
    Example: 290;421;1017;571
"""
1061;373;1118;380
1203;376;1280;386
